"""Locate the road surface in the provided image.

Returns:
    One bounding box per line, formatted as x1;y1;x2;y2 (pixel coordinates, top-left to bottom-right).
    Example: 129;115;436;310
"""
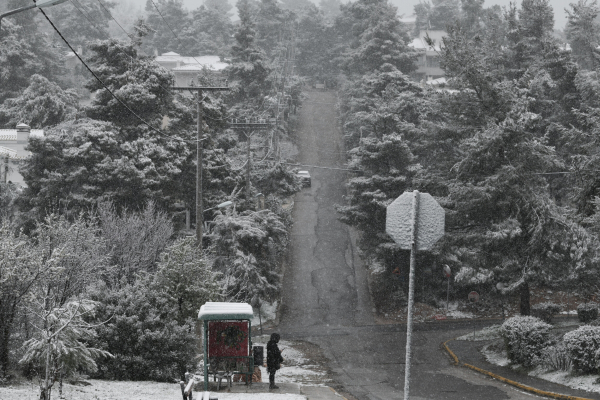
278;89;548;400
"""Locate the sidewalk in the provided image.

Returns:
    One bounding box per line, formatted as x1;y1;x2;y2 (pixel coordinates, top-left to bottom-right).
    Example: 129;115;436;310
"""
200;382;346;400
446;338;600;400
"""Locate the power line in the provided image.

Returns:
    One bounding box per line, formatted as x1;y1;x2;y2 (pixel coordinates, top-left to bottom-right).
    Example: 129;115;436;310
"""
37;7;194;145
94;0;129;40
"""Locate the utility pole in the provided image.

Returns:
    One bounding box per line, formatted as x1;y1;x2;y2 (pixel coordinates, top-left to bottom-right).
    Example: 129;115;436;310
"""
229;119;274;201
172;85;228;250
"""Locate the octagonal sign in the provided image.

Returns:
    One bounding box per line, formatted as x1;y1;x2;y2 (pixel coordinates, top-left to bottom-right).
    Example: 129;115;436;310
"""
386;191;445;251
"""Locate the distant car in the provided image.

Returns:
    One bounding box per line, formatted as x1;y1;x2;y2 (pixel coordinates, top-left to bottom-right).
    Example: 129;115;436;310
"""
296;170;311;187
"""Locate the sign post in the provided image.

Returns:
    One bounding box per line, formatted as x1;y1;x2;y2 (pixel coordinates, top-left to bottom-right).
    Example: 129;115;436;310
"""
443;264;451;312
386;191;444;400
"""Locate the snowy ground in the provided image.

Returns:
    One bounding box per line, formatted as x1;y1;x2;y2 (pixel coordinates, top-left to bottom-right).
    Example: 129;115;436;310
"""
0;335;329;400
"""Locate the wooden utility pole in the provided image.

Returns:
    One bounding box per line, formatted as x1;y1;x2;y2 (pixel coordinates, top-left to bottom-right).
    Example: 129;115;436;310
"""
172;85;228;250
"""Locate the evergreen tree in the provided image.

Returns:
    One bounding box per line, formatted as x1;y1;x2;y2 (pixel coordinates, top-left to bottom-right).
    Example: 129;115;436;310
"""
227;0;272;102
566;0;600;70
0;74;78;129
338;0;417;76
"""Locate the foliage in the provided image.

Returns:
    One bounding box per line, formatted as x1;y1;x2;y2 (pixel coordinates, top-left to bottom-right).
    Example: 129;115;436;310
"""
531;302;561;323
538;342;572;372
564;325;600;373
19;118;188;217
86;278;197;382
501;316;552;367
0;74;78;129
227;0;272;102
577;302;599;323
0;223;43;376
337;0;417;76
210;209;288;302
142;0;190;55
47;0;114;47
97;201;173;286
253;163;302;198
566;0;600;70
153;237;222;323
0;13;63;103
19;300;111;400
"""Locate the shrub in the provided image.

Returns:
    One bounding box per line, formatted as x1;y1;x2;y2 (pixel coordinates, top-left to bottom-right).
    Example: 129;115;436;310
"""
538;342;572;372
564;325;600;374
86;279;197;381
577;303;599;323
531;302;561;324
500;316;552;367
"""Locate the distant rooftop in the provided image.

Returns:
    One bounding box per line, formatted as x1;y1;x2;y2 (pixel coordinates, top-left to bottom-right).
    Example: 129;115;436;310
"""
155;53;228;71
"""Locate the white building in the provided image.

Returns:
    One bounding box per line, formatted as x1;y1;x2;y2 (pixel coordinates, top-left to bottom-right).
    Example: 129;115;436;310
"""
0;123;43;186
409;30;446;82
155;52;228;87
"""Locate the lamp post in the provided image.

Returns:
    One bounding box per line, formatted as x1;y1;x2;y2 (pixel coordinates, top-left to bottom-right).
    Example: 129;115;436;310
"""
0;0;68;31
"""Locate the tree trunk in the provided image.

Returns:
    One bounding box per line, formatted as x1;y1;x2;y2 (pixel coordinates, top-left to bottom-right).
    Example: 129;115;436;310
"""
520;281;530;315
0;306;16;376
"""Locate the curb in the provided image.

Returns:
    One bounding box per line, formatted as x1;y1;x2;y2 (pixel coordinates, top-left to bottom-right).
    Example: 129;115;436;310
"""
329;386;349;399
443;339;593;400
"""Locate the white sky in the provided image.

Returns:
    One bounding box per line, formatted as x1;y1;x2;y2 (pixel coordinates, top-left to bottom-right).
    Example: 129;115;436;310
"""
136;0;572;29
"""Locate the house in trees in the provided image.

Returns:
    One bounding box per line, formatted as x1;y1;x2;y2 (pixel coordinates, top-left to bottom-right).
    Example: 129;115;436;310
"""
409;30;446;82
155;52;228;86
0;123;43;186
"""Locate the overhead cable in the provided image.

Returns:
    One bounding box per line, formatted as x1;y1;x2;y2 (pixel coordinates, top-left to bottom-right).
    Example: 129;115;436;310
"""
37;7;194;144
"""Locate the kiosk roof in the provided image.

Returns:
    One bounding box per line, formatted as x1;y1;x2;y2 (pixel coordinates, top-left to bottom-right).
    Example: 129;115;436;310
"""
198;302;253;320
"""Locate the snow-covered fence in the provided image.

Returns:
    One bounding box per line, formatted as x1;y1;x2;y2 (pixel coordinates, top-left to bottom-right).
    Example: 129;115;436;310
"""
500;316;552;367
577;302;598;323
564;325;600;374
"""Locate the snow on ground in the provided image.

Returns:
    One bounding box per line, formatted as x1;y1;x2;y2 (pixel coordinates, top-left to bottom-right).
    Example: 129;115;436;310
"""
0;335;328;400
456;324;502;341
477;329;600;393
249;335;331;386
447;309;476;319
529;368;600;394
206;394;306;400
481;342;510;366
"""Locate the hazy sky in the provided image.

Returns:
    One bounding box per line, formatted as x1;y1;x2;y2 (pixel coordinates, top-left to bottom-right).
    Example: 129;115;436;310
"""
134;0;573;29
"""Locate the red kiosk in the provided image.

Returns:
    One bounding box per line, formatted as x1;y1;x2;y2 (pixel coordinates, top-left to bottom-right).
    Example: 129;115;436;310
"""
198;302;254;390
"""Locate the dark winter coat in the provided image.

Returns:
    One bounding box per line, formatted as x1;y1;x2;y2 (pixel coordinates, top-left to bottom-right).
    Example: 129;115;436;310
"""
266;333;283;372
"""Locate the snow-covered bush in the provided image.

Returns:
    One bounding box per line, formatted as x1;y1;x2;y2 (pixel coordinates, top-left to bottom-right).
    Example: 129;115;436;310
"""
531;302;561;323
500;316;552;367
538;342;572;372
563;325;600;374
577;303;598;323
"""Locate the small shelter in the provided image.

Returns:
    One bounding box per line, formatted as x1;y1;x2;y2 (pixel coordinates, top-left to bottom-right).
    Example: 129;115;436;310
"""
198;302;254;390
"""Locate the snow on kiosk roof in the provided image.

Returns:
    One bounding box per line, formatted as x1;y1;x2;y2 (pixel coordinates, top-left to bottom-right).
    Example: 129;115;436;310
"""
198;302;253;321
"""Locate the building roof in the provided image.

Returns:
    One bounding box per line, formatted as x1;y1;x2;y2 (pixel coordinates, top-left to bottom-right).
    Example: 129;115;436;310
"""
198;302;254;320
156;53;228;71
409;30;446;51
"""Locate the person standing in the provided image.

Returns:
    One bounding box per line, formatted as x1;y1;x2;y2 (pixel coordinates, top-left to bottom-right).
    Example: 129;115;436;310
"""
267;333;284;389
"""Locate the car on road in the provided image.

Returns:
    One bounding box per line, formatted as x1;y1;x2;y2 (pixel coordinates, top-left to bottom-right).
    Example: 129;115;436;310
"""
296;170;311;187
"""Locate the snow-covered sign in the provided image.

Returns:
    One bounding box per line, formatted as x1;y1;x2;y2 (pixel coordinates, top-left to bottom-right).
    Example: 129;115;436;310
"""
198;302;253;321
468;291;480;302
386;191;445;250
443;264;451;278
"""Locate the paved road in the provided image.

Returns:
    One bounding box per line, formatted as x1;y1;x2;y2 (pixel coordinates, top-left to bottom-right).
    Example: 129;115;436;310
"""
278;90;546;400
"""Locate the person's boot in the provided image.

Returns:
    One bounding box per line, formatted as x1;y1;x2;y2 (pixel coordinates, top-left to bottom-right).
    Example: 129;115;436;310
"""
269;384;279;389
